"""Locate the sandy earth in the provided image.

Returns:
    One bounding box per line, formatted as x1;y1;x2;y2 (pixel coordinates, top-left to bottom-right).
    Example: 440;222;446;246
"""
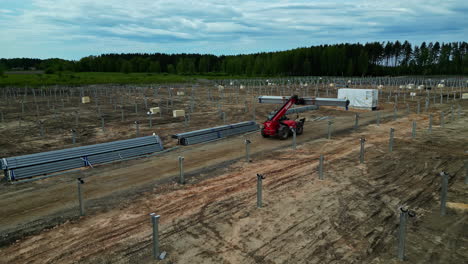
0;99;466;263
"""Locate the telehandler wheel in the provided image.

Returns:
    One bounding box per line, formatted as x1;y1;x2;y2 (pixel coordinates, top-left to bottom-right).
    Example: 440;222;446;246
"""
296;125;304;135
261;129;270;138
278;125;289;140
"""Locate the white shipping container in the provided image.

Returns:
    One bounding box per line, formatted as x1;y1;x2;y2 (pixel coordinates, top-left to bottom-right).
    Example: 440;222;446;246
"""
338;88;378;110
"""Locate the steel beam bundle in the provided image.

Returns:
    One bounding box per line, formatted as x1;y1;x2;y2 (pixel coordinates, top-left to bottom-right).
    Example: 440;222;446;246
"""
258;96;349;108
1;134;164;181
172;121;259;146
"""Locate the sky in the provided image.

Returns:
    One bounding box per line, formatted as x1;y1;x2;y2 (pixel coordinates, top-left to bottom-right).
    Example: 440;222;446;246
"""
0;0;467;60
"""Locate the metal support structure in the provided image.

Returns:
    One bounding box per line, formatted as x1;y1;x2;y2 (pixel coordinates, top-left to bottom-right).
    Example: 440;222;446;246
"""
39;121;44;137
411;121;416;138
135;121;140;137
465;161;468;185
178;156;185;184
101;117;105;132
389;128;395;152
397;209;407;261
245;139;251;162
354;113;359;129
428;114;432;133
450;105;454;121
292;128;297;150
440;172;449;216
327;120;333;139
397;207;416;261
148;112;153;128
417;101;420;114
256;174;265;208
77;178;85;216
71;129;76;145
150;213;161;260
359;137;366;164
318;155;324;180
440;112;445;128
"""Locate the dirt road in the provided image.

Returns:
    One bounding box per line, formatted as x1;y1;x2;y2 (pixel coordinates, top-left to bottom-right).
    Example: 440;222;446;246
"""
1;101;466;263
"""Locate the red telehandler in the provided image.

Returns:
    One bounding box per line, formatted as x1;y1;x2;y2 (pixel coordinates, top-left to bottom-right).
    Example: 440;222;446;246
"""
261;95;306;139
260;95;349;139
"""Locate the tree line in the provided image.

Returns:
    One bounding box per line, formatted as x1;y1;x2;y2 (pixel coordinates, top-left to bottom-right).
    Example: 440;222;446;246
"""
1;41;467;76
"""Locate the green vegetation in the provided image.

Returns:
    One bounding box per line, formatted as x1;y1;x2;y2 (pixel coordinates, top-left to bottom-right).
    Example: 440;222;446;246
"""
0;72;195;86
1;41;467;81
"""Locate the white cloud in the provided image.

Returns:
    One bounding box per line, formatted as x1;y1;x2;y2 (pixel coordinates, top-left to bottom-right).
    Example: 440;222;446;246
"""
0;0;466;59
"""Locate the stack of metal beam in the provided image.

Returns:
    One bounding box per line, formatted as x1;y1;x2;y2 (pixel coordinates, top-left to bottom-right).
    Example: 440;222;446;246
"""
286;105;320;114
172;121;259;145
258;96;349;108
1;134;164;181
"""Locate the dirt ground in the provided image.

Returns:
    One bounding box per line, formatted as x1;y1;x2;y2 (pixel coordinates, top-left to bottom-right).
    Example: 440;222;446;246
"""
0;87;466;263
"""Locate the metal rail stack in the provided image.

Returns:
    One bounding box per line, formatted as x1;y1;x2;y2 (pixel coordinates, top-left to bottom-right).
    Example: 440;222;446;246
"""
1;134;164;181
172;121;259;146
258;96;349;108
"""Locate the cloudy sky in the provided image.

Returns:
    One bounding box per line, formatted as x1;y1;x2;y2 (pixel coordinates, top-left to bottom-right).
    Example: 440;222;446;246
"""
0;0;467;59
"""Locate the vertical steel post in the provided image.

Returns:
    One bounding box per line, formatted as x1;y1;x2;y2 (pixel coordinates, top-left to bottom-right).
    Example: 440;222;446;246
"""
292;128;296;150
428;114;432;133
319;155;324;180
440;172;448;216
360;137;365;163
354;113;359;129
77;178;85;216
411;121;416;138
39;121;44;137
389;128;395;152
72;129;76;145
101;116;105;132
150;213;161;260
222;112;226;124
256;174;264;208
135;121;140;137
440;112;445;128
245;139;251;162
327;120;332;139
450;105;454;121
417;101;420;114
464;161;468;185
458;105;461;120
178;156;184;184
397;209;407;261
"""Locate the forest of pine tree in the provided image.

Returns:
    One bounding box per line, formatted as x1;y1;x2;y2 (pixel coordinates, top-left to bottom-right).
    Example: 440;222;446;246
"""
1;41;467;76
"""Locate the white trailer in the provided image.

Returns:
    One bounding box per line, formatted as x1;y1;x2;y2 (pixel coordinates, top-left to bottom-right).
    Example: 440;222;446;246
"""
337;88;378;110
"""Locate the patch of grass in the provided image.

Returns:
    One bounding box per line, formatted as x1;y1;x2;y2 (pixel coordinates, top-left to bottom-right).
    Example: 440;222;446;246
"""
0;72;192;86
0;72;267;87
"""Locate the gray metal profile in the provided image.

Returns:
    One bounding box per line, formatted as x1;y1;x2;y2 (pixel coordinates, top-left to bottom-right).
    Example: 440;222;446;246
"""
172;121;259;145
258;96;349;108
285;105;320;115
1;134;164;181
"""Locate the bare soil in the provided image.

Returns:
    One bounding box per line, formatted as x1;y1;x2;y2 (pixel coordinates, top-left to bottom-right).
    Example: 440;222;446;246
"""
0;84;466;263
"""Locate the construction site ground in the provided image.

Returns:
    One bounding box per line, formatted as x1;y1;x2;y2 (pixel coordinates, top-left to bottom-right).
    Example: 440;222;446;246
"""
0;92;467;263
